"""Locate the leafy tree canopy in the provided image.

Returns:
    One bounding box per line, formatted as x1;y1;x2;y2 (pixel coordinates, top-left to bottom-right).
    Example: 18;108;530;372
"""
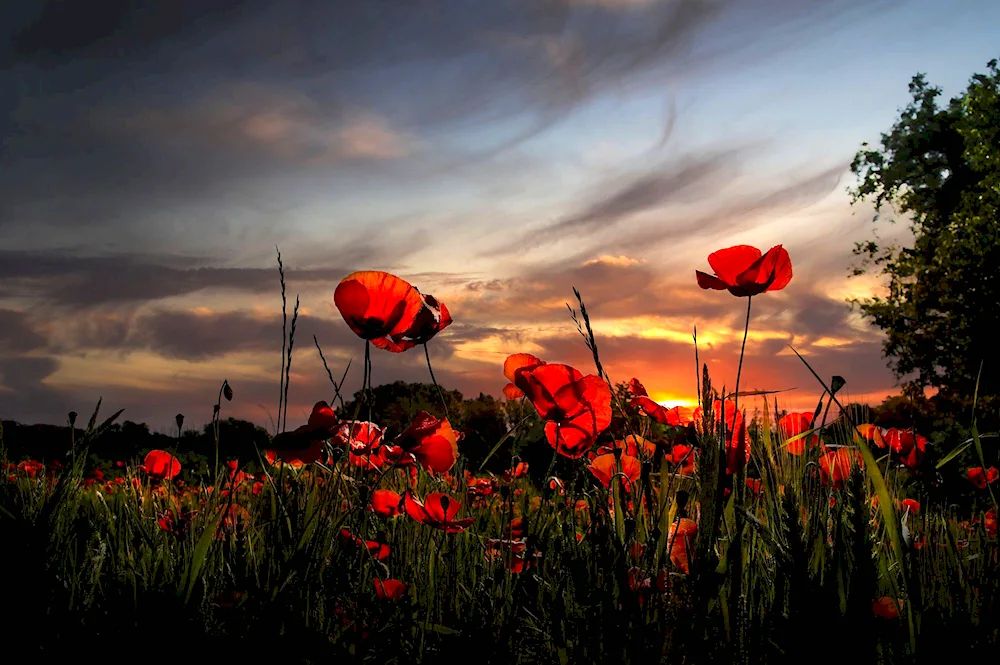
849;58;1000;403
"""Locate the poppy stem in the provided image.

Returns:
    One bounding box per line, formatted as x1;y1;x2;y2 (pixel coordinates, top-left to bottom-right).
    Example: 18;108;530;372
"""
732;296;752;420
364;340;373;424
424;343;451;420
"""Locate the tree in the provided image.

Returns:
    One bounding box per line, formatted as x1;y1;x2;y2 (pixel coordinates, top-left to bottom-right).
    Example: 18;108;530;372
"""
848;58;1000;402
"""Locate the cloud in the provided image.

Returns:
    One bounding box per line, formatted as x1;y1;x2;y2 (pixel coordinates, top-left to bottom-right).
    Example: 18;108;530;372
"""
0;309;48;354
482;148;744;257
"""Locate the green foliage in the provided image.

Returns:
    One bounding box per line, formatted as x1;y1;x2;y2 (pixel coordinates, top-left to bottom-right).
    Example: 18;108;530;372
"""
848;58;1000;403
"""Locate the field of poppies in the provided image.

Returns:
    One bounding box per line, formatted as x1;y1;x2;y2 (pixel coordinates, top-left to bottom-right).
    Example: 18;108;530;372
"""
1;245;997;663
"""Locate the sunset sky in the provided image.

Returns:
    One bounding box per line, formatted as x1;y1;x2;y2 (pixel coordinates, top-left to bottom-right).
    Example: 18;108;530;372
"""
2;0;998;432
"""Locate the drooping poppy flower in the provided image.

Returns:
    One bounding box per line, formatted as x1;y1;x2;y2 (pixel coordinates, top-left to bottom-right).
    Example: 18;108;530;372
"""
372;292;453;352
373;578;408;600
872;596;904;619
817;448;864;489
695;245;793;297
393;411;460;475
370;489;403;517
403;491;475;533
778;412;819;455
984;508;997;539
334;271;426;341
668;518;698;574
143;450;181;480
264;401;338;466
588;453;641;489
967;466;1000;489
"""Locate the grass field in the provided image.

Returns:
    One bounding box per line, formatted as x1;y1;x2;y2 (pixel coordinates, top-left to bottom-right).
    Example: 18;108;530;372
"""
2;261;997;663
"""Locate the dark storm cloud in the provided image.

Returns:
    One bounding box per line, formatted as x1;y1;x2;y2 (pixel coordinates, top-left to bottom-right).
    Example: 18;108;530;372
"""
0;309;48;353
0;250;354;307
1;0;893;248
0;355;69;424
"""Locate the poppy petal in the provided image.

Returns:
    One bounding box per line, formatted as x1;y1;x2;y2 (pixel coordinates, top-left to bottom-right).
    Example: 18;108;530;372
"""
707;245;762;285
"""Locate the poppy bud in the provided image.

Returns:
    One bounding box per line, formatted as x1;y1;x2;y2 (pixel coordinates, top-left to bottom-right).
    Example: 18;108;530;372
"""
68;411;78;427
222;380;233;401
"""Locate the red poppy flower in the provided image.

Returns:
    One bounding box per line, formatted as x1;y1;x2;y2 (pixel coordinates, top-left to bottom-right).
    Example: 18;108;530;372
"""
502;353;547;399
333;420;385;454
16;459;45;478
967;466;999;489
778;412;819;455
519;366;610;458
514;363;587;419
628;377;647;397
544;383;612;458
746;478;763;496
370;489;402;517
900;498;920;514
403;491;475;533
630;394;695;427
372;292;453;352
264;401;338;466
597;435;657;459
348;446;386;471
882;428;928;469
817;448;863;489
393;411;460;475
334;271;426;341
511;461;529;479
855;424;888;448
143;450;181;480
373;578;408;600
668;518;698;574
588;453;641;489
508;516;525;538
695;245;793;297
666;445;697;475
872;597;904;619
